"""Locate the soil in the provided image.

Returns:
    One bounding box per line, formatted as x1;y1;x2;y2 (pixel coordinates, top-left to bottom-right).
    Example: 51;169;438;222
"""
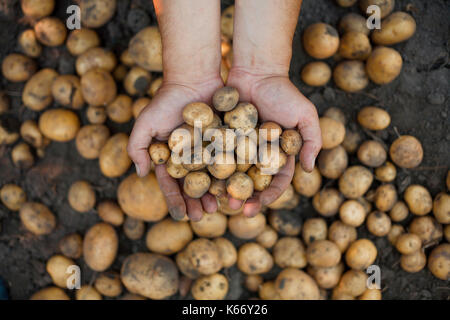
0;0;449;300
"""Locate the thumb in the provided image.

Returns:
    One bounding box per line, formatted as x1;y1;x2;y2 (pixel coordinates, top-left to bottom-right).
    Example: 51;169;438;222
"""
127;112;155;177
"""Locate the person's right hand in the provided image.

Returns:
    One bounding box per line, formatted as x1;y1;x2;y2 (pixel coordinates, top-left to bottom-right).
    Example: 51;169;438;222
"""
127;77;223;221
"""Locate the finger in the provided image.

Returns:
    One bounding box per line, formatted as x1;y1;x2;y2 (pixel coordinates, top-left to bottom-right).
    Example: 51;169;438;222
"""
201;193;218;213
155;165;186;220
259;156;295;206
183;193;204;222
227;195;244;210
243;197;262;217
297;101;322;172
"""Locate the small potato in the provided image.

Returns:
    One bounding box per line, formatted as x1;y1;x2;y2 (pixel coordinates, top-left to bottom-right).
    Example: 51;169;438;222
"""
374;184;397;212
359;288;382;300
99;133;131;178
185;238;222;275
132;97;151;118
228;213;266;240
149;142;170;165
20;202;56;235
80;0;117;28
409;216;443;244
83;222;118;272
336;270;368;297
11;142;34;169
68;180;96;213
190;212;227;238
1;53;37;82
319;117;346;149
237;242;273;275
21;0;54;19
18;29;42;58
192;273;228;300
339;200;366;227
306;240;341;268
23;68;58;111
168;124;198;153
120;49;134;67
245;275;263;292
226;172;254;201
146;218;193;255
318;145;348;179
256;225;278;249
221;5;234;39
167;157;190;179
0;184;26;211
206;127;236;152
328;221;357;253
375;161;396;182
128;26;163;72
106;94;133;123
404;185;432;216
86;105;107;124
387;224;405;245
395;233;422;255
97;201;124;226
224;102;258;131
259;281;281;300
94;272;122;297
75;124;110;159
183;171;211;199
339;166;373;199
268;210;302;236
259;122;282;142
293;163;322;197
366;46;403;84
59;233;83;259
212;86;239;112
389;135;423;169
148;77;163;97
46;255;75;288
213;237;237;268
400;250;427;273
345;239;377;270
336;0;357;7
66;28;100;56
113;64;128;81
427;244;450;281
124;66;152;96
81;68;117;106
433;193;450;224
360;0;395;19
389;201;409;222
280;129;302;155
301;61;331;86
302;218;327;246
121;252;178;300
247;166;272;192
123;217;145;240
333;60;369;92
357;140;387;167
51;75;84;109
273;237;307;269
366;211;391;237
308;263;344;290
75;47;117;75
342;130;362;154
303;23;339;59
30;287;69;300
312;188;343;217
183;102;214;128
372;12;416;45
357;106;391;131
256;145;287;175
34;17;67;46
338;32;371;60
275;268;320;300
339;13;370;35
323;107;346;125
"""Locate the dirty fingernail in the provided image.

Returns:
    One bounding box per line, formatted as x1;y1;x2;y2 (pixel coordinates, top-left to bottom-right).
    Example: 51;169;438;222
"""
169;207;184;220
310;156;316;171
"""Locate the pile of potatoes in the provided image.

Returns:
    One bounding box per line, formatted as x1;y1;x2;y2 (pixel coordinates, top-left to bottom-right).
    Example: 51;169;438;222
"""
301;0;416;91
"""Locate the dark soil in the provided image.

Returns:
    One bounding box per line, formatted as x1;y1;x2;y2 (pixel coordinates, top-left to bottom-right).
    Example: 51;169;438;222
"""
0;0;449;300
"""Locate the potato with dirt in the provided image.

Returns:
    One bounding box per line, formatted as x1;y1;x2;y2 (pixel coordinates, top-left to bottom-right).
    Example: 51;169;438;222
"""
328;221;357;252
80;0;117;28
146;218;193;255
23;68;58;111
389;201;409;222
18;29;42;58
86;105;107;124
81;68;117;106
30;287;69;300
94;272;122;297
148;142;170;165
302;218;327;245
333;60;369;92
46;255;75;288
275;268;320;300
308;262;344;290
339;200;366;227
106;94;133;123
34;17;67;46
345;239;377;270
400;250;427;273
213;237;237;268
318;145;348;179
21;0;55;19
66;28;101;56
339;13;370;35
182;171;211;199
374;184;397;212
192;273;229;300
273;237;307;269
338;32;372;60
98;133;131;178
372;12;416;45
404;185;433;216
375;161;396;182
224;102;258;131
83;222;118;272
357;106;391;131
226;172;254;201
1;53;37;82
357;140;387;167
51;75;85;109
409;216;443;244
301;61;331;87
237;242;273;275
185;238;223;275
339;165;373;199
293;163;322;197
132;97;151;118
128;26;163;72
360;0;395;19
59;233;83;259
366;211;391;237
389;135;423;168
75;124;110;160
123;217;145;240
319;117;346;149
280;129;302;155
395;233;422;255
11;142;34;169
306;240;341;268
303;23;339;59
221;5;234;39
433;193;450;224
313;188;343;217
67;180;96;213
0;184;26;211
97;201;124;226
427;244;449;281
191;212;227;238
228;213;266;240
76;47;117;76
213;86;239;112
256;225;278;248
366;47;403;85
268;210;302;236
19;202;56;235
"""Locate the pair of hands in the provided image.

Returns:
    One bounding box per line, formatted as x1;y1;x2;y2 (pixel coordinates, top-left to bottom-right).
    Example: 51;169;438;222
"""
127;67;322;221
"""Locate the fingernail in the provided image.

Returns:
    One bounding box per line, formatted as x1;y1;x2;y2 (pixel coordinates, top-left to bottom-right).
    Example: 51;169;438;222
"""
135;163;141;176
169;207;184;220
310;156;316;171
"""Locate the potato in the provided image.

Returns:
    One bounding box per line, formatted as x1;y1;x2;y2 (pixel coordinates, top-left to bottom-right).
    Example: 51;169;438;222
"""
59;233;83;259
375;161;396;182
183;171;211;199
273;237;307;269
400;250;426;273
205;128;236;153
212;86;238;112
366;211;391;237
372;11;416;45
167;157;190;179
333;60;369;92
319;117;346;149
254;225;277;249
366;46;402;84
313;188;343;217
359;288;381;300
235;135;257;164
11;142;34;169
259;122;282;142
148;77;163;97
120;49;134;67
409;216;443;244
80;0;117;28
389;135;423;168
185;239;222;275
345;239;377;270
18;29;42;58
132;97;151;118
318;145;348;179
168;124;199;152
66;28;100;56
374;184;397;213
358;140;387;167
98;133;131;178
1;53;37;82
280;129;302;156
308;262;344;290
301;61;331;87
124;66;152;96
34;17;66;46
190;212;227;238
302;218;327;246
395;233;422;255
339;13;370;35
323;107;346;125
226;172;254;201
121;252;178;299
86;105;107;124
76;47;117;76
427;244;449;281
96;201;124;226
339;165;373;199
360;0;394;18
123;216;145;240
93;272;121;297
404;185;432;216
389;201;409;222
228;213;266;240
267;184;299;210
336;270;368;297
237;242;273;275
257;146;287;175
339;200;366;227
81;68;117;106
268;210;302;236
293;163;322;197
338;32;371;60
0;184;26;211
357;106;391;131
51;75;84;109
46;254;75;288
213;237;237;268
113;64;127;81
106;94;132;123
275;268;320;300
191;273;228;300
433;193;450;224
387;224;404;246
21;0;54;19
128;26;163;72
245;274;263;292
75;124;110;159
244;166;272;193
303;23;339;59
258;281;281;300
75;285;101;300
83;222;118;271
147;142;169;165
176;249;201;279
23;68;58;111
145;218;192;255
30;287;69;300
221;5;234;39
342;129;362;154
19;202;56;235
224;102;258;131
68;180;96;213
306;240;341;268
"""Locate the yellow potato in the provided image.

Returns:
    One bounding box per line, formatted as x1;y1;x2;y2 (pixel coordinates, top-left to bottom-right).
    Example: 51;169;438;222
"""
273;237;307;269
66;28;100;56
146;218;193;255
30;287;69;300
123;66;152;96
400;250;426;273
293;163;322;197
1;53;37;82
237;242;273;275
433;192;450;224
317;145;348;179
75;124;110;159
427;244;449;281
303;23;340;59
18;29;42;58
338;32;372;60
345;239;377;270
23;68;58;111
328;220;357;252
19;202;56;235
306;240;341;268
333;60;369;92
192;273;229;300
86;105;107;124
94;272;122;297
375;161;396;182
366;46;403;84
339;13;370;35
59;233;83;259
21;0;55;19
313;188;343;217
339;166;373;199
404;185;432;216
389;135;423;169
275;268;320;300
98;133;131;178
76;47;117;75
123;216;145;240
80;0;117;28
83;222;118;272
11;142;34;169
34;17;67;46
372;12;416;45
228;213;266;240
301;61;331;86
0;184;26;211
213;237;237;268
128;26;163;72
221;5;235;39
319;117;346;149
68;180;96;213
185;238;223;275
106;94;133;123
213;86;239;112
409;216;443;244
374;184;397;212
46;255;75;288
360;0;395;19
366;211;391;237
190;212;227;238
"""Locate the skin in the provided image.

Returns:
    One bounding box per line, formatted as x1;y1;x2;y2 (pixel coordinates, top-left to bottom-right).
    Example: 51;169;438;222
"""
128;0;321;221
